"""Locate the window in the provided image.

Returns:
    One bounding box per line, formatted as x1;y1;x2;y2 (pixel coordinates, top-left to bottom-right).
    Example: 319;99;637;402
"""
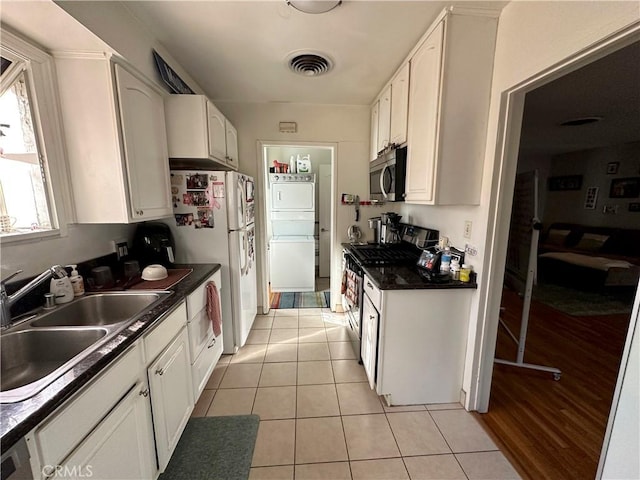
0;28;71;242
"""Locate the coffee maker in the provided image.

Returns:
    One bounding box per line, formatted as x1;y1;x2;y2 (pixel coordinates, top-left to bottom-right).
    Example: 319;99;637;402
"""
380;213;402;244
132;222;176;268
368;217;382;244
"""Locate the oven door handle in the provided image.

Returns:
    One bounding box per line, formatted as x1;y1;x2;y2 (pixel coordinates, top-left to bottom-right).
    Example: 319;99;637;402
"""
379;164;389;198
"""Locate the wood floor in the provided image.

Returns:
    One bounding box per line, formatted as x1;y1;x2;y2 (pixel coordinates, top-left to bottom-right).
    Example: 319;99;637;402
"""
475;287;631;480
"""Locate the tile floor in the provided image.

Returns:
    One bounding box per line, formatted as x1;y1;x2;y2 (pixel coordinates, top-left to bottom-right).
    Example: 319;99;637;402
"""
192;308;521;480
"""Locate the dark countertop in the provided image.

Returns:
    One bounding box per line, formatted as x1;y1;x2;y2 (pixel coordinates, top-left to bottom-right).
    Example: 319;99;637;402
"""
342;243;477;290
0;263;220;451
362;264;477;290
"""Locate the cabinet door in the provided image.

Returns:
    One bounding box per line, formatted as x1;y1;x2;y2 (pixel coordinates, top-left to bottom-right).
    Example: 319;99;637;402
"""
59;381;156;480
361;294;379;390
148;328;194;472
369;101;379;161
377;85;391;154
207;101;227;162
225;120;239;170
390;63;410;145
405;21;444;204
115;64;172;221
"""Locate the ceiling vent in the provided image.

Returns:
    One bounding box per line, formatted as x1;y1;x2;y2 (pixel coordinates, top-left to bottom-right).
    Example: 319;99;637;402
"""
287;52;333;77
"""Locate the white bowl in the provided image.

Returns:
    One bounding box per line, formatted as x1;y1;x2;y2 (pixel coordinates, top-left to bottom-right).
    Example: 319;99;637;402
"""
141;264;168;281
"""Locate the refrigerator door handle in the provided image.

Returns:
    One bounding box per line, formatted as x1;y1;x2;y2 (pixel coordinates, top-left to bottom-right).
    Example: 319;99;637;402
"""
239;230;248;276
238;177;246;229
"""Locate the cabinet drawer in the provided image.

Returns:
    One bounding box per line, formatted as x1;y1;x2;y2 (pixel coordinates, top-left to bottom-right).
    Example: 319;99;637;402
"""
187;307;214;364
186;270;222;320
34;343;143;467
144;302;187;364
192;333;223;400
363;275;381;310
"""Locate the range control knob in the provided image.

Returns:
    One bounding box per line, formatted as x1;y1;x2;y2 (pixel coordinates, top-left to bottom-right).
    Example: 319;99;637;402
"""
305;176;311;181
273;175;279;181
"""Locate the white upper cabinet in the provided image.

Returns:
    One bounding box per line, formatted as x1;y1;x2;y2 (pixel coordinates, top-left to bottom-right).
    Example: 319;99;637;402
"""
369;101;380;161
390;63;410;146
55;54;172;223
405;10;498;205
165;94;238;170
377;85;392;154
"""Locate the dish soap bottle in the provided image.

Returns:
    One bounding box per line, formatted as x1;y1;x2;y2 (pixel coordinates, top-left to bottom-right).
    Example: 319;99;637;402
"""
50;271;74;304
68;264;85;297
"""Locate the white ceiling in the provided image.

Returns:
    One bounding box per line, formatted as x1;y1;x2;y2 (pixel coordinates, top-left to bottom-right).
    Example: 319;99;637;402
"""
122;0;505;105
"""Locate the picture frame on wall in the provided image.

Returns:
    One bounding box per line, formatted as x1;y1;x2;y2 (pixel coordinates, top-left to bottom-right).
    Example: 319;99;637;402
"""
548;175;583;191
609;177;640;199
606;162;620;175
584;186;598;209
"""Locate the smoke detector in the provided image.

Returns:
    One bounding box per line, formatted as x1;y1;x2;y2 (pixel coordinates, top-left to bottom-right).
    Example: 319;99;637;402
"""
287;52;333;77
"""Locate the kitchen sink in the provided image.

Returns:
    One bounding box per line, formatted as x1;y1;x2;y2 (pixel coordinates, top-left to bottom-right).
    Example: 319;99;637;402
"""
0;291;173;403
30;292;170;327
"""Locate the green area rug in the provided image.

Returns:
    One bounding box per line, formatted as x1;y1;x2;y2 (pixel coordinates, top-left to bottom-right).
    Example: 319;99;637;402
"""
533;283;635;316
270;291;330;309
159;415;259;480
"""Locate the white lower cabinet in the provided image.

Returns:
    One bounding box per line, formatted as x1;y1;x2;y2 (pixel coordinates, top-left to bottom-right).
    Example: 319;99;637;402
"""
363;274;472;405
147;327;193;472
58;381;156;480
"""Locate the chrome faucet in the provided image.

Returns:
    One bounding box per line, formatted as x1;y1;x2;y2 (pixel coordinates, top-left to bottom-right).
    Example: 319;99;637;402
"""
0;265;67;329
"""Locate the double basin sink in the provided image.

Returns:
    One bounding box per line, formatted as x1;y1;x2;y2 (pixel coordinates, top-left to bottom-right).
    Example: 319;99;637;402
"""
0;291;172;403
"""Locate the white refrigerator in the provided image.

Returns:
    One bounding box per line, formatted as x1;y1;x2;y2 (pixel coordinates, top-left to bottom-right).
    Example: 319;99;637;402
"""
165;170;257;354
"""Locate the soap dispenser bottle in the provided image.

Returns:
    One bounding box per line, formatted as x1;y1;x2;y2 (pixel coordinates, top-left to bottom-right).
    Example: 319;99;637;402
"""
68;264;85;297
50;269;74;304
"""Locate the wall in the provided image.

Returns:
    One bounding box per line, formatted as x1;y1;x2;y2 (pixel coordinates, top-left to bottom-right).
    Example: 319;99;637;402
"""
544;142;640;228
218;102;370;310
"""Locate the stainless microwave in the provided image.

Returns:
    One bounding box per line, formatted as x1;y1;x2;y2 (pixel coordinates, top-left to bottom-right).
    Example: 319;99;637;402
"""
369;146;407;202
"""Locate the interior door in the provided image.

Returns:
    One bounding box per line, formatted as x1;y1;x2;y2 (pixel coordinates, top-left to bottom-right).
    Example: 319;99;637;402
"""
319;164;331;278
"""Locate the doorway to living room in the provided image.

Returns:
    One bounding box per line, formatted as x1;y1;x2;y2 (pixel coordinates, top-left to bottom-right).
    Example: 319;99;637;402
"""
476;40;639;479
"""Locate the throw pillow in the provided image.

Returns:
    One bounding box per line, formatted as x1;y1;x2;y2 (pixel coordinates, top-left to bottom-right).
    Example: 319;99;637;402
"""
545;229;571;246
575;233;609;252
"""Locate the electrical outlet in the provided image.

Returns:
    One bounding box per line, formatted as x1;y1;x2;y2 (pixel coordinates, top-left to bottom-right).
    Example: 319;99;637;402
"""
112;239;128;260
465;243;478;256
463;221;472;239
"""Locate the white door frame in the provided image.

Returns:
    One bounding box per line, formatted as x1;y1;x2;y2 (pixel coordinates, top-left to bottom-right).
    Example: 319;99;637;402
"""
470;22;639;476
318;163;332;278
256;141;337;313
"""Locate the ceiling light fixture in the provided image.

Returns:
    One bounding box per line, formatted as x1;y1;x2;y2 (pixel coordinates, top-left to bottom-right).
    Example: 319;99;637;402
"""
286;0;342;14
559;116;603;126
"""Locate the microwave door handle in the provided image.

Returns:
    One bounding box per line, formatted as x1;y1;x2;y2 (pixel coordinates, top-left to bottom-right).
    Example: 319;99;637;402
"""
379;165;389;198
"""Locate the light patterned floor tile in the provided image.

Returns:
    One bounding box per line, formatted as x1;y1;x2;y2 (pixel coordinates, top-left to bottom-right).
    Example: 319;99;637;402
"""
430;410;498;453
403;455;467;480
269;329;299;344
455;451;522;479
231;344;268;363
350;458;409;480
336;382;384;415
295;417;348;464
191;389;215;417
252;419;296;467
386;411;450;456
265;343;298;363
259;362;297;387
382;402;427;412
219;363;262;389
297;361;334;385
218;354;232;365
298;315;326;328
206;388;256;416
250;465;294;480
342;414;400;460
298;328;328;343
253;386;297;420
275;309;299;317
425;402;464;411
332;360;368;383
296;384;340;418
253;316;274;329
298;308;325;317
294;462;351;479
326;326;350;342
298;342;330;361
246;329;271;344
273;316;299;329
329;342;357;360
205;363;227;389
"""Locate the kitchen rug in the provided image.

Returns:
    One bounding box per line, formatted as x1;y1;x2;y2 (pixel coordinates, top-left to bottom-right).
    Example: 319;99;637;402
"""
159;415;259;480
532;283;634;316
270;291;329;309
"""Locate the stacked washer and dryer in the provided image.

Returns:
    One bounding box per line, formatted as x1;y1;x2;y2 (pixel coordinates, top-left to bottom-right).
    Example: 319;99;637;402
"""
269;173;316;292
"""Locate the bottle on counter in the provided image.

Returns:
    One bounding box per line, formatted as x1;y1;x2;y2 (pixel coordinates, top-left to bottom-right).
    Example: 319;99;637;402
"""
68;264;85;296
50;272;74;304
450;258;460;280
460;264;473;283
440;246;451;273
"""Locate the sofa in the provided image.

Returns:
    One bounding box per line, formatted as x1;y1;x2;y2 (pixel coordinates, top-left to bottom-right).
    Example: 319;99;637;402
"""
538;223;640;290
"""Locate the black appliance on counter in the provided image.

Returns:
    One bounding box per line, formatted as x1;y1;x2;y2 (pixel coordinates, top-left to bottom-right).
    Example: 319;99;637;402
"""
342;224;439;361
132;222;176;268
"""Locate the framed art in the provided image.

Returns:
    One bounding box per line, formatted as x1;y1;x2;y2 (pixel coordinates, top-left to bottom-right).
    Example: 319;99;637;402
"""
152;50;195;94
629;202;640;212
606;162;619;175
609;177;640;198
584;186;598;209
548;175;583;191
